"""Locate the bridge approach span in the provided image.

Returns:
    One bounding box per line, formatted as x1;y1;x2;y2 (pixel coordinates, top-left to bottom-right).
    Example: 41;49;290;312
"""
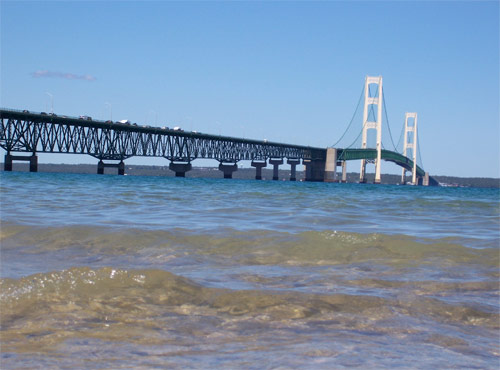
0;109;325;177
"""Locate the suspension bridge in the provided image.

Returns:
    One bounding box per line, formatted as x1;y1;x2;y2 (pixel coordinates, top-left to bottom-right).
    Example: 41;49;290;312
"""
0;76;437;185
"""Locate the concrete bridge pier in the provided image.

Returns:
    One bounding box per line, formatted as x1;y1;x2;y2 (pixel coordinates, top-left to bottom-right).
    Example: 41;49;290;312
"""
97;160;125;175
374;162;382;184
287;158;301;181
400;172;407;185
30;155;38;172
97;160;104;174
359;160;367;183
269;158;284;180
4;153;38;172
423;172;430;186
324;148;337;183
169;162;192;177
219;162;238;179
304;159;326;182
251;160;267;180
4;154;12;171
118;161;125;175
341;161;347;183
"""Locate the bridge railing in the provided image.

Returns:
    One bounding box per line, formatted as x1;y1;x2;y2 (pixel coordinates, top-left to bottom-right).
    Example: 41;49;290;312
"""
0;107;85;121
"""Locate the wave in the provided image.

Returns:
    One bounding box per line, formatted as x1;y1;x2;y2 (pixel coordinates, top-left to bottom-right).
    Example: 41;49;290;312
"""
1;223;498;268
1;266;498;366
2;267;498;326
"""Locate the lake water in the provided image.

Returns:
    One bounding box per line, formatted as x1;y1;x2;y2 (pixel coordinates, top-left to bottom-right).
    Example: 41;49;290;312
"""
1;171;499;369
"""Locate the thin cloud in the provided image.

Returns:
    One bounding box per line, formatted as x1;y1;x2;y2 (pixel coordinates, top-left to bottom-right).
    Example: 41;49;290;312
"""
31;70;96;81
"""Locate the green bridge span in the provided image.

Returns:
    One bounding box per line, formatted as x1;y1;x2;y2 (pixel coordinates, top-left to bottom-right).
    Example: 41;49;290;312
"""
327;148;438;186
337;148;425;177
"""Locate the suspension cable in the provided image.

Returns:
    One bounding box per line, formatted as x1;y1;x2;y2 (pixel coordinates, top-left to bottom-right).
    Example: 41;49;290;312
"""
382;90;398;151
395;119;405;153
344;126;364;149
331;83;365;147
345;107;372;149
344;86;380;150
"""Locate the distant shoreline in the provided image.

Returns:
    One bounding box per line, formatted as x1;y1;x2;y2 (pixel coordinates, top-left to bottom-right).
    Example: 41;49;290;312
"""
1;163;499;188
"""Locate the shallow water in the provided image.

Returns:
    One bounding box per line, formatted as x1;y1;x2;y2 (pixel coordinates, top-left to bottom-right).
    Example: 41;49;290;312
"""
1;172;499;368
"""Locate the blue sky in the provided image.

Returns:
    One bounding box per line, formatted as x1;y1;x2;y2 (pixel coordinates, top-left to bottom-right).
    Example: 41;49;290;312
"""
1;1;499;177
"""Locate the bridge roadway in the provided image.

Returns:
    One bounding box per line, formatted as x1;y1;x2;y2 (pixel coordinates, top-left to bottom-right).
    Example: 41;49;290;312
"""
0;108;434;184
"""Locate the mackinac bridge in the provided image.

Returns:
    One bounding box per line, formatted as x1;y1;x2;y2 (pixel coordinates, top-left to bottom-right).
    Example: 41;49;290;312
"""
0;76;438;186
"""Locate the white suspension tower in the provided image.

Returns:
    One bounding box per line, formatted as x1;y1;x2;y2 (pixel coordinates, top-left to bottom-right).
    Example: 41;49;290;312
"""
360;76;383;184
401;112;418;185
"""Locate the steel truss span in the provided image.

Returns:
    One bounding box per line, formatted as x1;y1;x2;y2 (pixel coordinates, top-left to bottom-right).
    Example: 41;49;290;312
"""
0;109;325;163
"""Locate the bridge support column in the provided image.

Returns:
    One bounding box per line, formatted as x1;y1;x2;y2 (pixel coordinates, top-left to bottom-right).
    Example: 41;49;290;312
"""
360;161;381;184
118;161;125;175
219;163;238;179
97;160;125;175
4;154;12;171
359;159;366;184
30;155;38;172
4;154;38;172
304;159;326;182
324;148;337;183
169;162;192;177
423;172;429;186
287;158;301;181
97;160;104;174
359;160;367;183
341;160;347;183
269;158;283;180
251;160;266;180
373;159;382;184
